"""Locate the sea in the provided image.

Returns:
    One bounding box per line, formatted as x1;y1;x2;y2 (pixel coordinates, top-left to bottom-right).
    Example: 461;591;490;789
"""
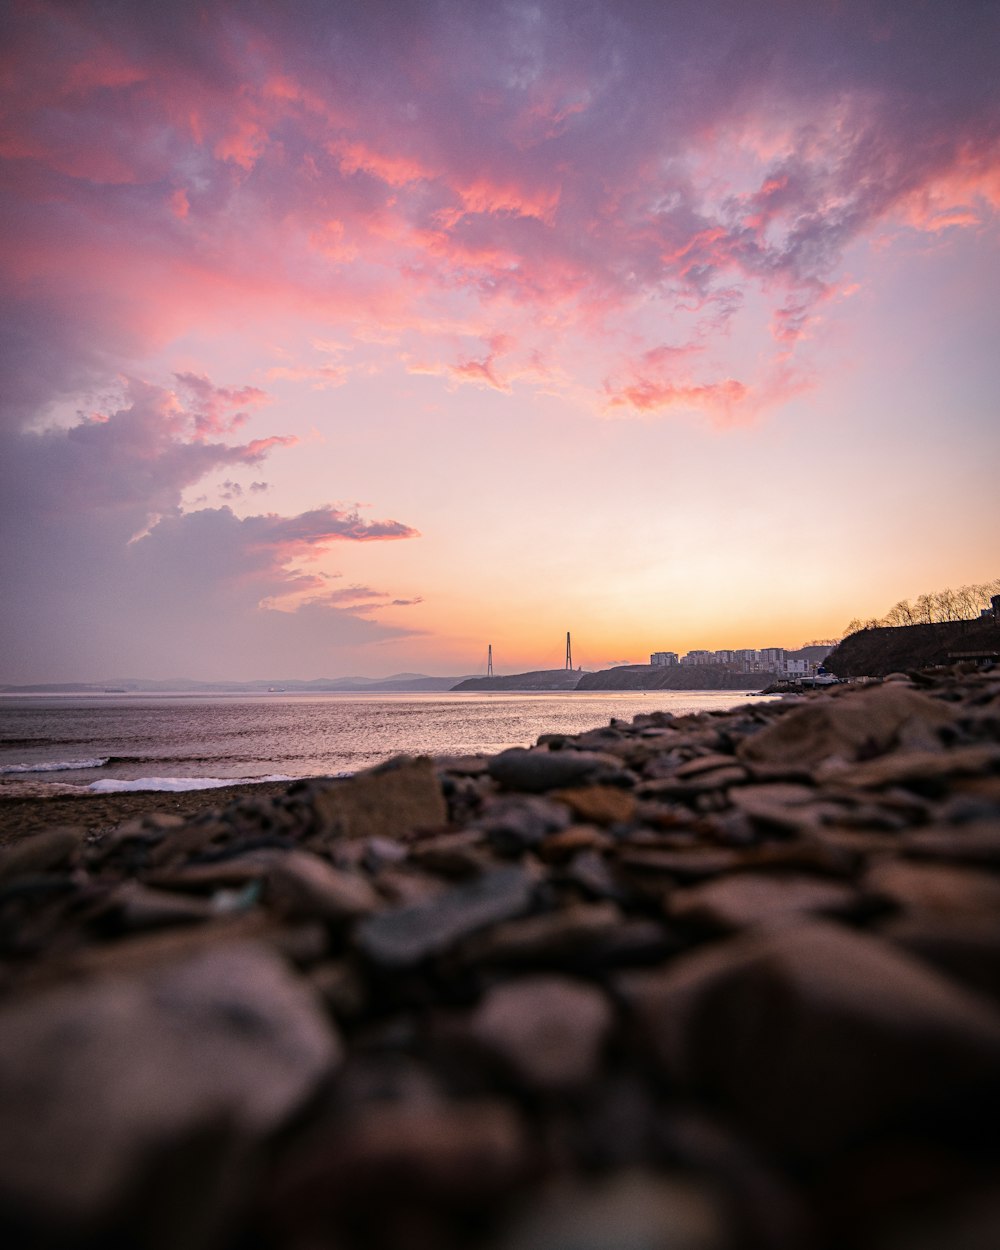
0;690;775;798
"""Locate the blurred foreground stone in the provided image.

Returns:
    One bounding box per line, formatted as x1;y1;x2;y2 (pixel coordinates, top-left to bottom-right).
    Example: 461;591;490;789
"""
1;667;999;1249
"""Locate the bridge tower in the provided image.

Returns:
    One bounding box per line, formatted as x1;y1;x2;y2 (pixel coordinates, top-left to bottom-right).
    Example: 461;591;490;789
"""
487;644;493;677
565;631;573;671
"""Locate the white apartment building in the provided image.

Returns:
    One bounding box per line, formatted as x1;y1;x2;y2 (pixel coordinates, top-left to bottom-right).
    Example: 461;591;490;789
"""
649;641;822;680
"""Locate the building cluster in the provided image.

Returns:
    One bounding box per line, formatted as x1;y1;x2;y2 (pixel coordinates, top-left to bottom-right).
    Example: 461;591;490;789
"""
650;648;822;678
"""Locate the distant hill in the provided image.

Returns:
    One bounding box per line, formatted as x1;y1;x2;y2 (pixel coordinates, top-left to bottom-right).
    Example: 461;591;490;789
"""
576;665;772;691
0;673;475;695
451;669;584;692
825;619;1000;677
353;675;476;692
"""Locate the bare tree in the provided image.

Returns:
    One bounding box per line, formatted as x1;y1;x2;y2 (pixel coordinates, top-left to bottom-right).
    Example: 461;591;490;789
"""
846;578;1000;632
933;588;964;621
884;600;915;627
914;593;936;625
954;584;983;618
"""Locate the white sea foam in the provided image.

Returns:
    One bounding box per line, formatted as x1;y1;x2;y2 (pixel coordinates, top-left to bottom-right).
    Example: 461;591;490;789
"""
86;774;293;794
0;757;109;775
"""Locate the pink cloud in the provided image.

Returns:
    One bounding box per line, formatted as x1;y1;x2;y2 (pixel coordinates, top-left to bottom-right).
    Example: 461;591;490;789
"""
605;374;750;423
173;372;269;437
4;1;994;433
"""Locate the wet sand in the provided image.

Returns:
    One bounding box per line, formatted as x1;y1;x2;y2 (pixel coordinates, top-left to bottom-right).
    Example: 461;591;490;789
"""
0;779;301;847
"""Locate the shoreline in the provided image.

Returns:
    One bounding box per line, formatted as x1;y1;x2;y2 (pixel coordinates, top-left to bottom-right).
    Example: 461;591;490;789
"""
0;778;303;847
0;690;774;843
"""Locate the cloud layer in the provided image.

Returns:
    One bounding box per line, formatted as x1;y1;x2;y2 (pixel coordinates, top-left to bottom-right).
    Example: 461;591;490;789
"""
0;377;420;679
4;1;997;421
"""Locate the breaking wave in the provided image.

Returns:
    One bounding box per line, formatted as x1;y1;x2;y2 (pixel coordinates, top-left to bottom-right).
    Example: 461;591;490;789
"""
86;774;293;794
0;757;109;775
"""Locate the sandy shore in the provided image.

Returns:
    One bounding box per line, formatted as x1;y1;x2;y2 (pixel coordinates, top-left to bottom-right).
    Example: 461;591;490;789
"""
0;778;301;847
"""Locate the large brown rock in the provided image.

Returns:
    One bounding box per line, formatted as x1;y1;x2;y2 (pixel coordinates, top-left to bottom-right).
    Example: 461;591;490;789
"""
0;942;340;1240
737;684;955;767
310;756;447;842
619;920;1000;1158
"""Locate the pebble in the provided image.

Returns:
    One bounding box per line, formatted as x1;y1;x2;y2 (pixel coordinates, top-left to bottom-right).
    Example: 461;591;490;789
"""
493;1169;730;1250
468;975;614;1091
864;859;1000;918
265;849;382;921
461;901;623;966
473;793;570;852
487;747;626;792
0;826;85;883
668;872;859;931
550;784;638;825
0;942;339;1237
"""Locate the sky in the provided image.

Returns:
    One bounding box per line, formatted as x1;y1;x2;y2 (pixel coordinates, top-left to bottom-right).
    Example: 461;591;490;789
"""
1;0;998;682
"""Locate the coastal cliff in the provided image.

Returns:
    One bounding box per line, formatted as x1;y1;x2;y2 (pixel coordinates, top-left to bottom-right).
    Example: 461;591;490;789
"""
454;665;776;693
826;618;1000;677
576;663;771;691
451;669;582;691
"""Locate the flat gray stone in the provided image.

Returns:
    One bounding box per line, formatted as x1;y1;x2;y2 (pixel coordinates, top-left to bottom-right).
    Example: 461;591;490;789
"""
487;748;625;793
355;866;535;967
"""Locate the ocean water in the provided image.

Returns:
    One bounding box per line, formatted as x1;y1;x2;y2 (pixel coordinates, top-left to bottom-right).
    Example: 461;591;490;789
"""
0;690;774;797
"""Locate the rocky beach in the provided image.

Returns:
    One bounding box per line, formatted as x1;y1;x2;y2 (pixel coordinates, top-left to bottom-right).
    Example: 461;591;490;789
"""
1;668;999;1249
